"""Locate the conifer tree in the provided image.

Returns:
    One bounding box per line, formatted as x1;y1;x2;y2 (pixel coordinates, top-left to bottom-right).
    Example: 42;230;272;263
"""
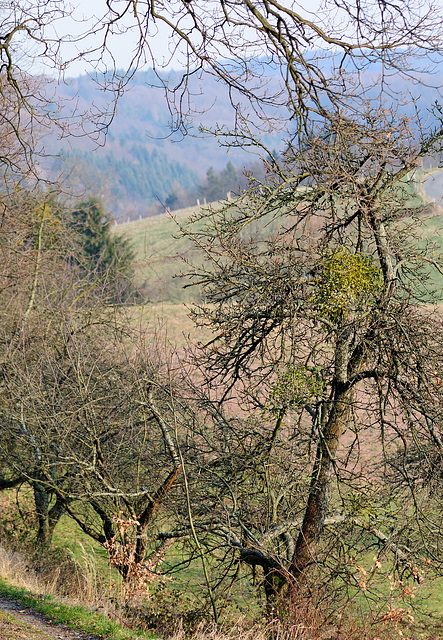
70;197;137;302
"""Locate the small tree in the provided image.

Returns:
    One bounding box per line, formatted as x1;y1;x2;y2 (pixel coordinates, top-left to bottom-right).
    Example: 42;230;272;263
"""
0;191;81;547
70;197;137;302
0;200;182;555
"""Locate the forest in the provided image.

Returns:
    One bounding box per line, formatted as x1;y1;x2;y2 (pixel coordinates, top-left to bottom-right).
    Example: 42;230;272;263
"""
1;2;443;640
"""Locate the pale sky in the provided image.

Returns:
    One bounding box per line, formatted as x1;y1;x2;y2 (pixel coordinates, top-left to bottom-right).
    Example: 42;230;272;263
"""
33;0;323;78
23;0;443;81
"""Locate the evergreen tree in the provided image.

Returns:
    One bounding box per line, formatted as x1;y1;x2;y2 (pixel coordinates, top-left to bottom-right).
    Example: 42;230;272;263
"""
70;197;137;302
199;162;240;203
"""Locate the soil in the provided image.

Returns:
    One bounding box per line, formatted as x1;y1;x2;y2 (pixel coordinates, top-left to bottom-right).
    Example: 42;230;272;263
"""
0;596;100;640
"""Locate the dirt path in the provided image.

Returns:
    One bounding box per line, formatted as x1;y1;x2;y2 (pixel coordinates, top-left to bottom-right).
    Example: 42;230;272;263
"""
0;596;99;640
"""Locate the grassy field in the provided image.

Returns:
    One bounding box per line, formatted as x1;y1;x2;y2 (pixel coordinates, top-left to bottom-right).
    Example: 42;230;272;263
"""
115;188;443;341
118;203;207;305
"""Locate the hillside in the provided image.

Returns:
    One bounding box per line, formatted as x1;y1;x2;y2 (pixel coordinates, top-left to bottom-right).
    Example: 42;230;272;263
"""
121;203;203;305
121;175;443;330
48;69;284;219
43;60;443;221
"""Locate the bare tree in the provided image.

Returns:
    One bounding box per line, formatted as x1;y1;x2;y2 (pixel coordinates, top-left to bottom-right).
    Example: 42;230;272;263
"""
0;190;150;550
0;2;63;176
0;244;185;557
174;106;443;610
2;1;443;627
2;2;443;160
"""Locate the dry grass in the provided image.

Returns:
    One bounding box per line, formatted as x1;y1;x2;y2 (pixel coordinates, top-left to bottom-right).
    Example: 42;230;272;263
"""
159;607;395;640
0;542;433;640
0;545;41;592
0;542;107;612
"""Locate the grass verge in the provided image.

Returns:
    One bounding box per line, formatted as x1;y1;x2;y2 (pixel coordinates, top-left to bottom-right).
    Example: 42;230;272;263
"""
0;577;158;640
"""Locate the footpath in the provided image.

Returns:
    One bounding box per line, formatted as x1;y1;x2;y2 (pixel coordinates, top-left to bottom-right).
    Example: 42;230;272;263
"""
0;596;99;640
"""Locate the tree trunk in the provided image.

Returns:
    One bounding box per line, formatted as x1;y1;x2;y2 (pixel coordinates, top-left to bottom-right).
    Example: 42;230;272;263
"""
33;482;65;549
289;325;356;579
135;466;180;565
289;385;352;578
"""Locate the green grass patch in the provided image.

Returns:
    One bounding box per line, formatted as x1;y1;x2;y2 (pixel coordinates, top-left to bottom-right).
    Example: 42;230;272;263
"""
117;204;207;305
52;513;111;576
0;578;158;640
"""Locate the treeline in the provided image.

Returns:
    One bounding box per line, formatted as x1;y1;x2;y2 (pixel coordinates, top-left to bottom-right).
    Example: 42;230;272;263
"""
57;145;199;219
59;144;264;218
165;161;247;210
158;159;269;212
59;146;261;219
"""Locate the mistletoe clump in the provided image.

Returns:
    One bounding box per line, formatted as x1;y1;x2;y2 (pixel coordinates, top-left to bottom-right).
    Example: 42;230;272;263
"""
313;248;383;322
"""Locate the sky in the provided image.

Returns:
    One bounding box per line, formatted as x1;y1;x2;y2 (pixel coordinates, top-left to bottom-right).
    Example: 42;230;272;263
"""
23;0;443;83
33;0;323;78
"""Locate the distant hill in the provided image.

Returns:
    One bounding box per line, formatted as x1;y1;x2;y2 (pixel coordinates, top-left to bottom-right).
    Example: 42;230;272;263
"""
45;61;443;219
47;69;283;219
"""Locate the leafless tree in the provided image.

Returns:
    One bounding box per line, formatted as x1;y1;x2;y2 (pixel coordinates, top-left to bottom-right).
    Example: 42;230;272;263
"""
2;2;443;161
3;1;443;626
170;106;443;612
0;191;166;555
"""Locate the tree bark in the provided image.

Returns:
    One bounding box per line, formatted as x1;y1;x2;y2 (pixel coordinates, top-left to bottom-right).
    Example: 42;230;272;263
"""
289;325;356;579
289;385;353;578
135;466;180;565
33;482;65;549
